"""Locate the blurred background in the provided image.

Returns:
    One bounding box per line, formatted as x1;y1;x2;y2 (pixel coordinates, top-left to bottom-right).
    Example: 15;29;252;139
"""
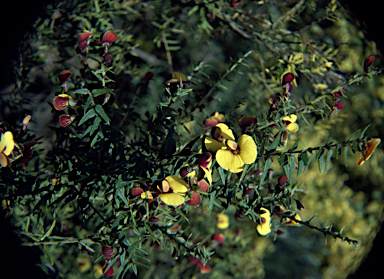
1;0;384;278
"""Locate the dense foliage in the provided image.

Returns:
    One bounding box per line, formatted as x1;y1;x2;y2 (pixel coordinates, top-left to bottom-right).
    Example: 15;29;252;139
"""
1;1;383;278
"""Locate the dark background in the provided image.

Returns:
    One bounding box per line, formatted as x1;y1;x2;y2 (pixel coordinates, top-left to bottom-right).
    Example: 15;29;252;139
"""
0;0;382;278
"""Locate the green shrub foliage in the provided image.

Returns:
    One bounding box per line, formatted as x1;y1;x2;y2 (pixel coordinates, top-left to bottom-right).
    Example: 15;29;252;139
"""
1;0;383;278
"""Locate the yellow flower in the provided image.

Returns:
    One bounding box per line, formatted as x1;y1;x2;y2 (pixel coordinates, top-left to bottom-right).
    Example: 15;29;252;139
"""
358;138;381;166
141;191;153;200
0;131;15;167
94;264;104;279
282;213;302;227
216;134;257;173
203;112;225;130
282;114;299;133
76;256;91;273
217;213;229;229
204;123;235;152
256;207;272;236
158;176;188;206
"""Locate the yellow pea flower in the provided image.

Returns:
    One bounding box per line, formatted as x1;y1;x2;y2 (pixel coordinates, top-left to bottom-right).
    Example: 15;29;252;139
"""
256;207;272;236
217;213;229;229
158;176;188;206
282;114;299;133
358;138;381;166
216;134;257;173
0;131;15;167
204;123;235;152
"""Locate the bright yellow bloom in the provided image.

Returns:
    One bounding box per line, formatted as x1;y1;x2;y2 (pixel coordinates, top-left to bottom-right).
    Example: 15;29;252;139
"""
217;213;229;229
0;131;15;167
282;114;299;133
158;176;188;206
216;134;257;173
141;191;153;200
204;123;235;152
256;207;272;236
76;257;91;273
358;138;381;166
282;213;302;227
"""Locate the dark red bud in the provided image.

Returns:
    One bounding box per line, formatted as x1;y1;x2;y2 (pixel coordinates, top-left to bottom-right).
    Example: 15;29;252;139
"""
187;192;201;206
58;70;71;84
77;31;92;42
103;54;113;63
144;71;154;82
102;246;114;260
101;31;118;44
276;230;285;235
78;41;88;51
335;101;344;110
295;199;305;211
282;72;295;85
59;115;75;127
278;175;288;186
230;0;240;7
364;55;375;72
238;115;257;129
53;96;69;111
198;179;209;192
212;233;225;243
131;187;144;196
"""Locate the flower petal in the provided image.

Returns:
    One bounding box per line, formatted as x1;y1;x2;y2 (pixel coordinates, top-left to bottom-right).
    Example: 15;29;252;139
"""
1;131;15;156
215;123;235;141
159;193;185;206
216;149;245;173
282;114;297;123
286;122;299;133
0;152;10;167
358;138;381;166
204;137;225;152
238;134;257;164
165;176;188;193
217;213;229;229
187;192;201;206
201;167;212;185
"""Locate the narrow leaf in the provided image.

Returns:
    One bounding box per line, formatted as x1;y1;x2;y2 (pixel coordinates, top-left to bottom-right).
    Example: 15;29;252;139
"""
95;104;111;125
78;109;96;126
325;149;333;173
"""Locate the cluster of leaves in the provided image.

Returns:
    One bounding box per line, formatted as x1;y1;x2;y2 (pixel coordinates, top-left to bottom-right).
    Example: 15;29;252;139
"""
1;0;383;278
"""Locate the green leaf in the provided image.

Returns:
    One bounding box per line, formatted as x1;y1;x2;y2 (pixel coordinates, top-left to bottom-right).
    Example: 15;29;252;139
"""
160;125;176;159
360;124;371;139
117;188;129;206
288;138;301;152
325;149;333;173
95;104;111;125
259;158;272;187
288;155;295;185
174;207;189;223
297;158;305;176
344;146;348;167
144;223;160;244
176;136;200;156
218;167;226;185
91;130;104;147
78;109;96;126
208;190;217;213
80;125;92;138
92;88;114;97
318;153;325;173
40;218;56;241
268;130;282;151
73;88;90;95
84;95;94;114
90;116;101;136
